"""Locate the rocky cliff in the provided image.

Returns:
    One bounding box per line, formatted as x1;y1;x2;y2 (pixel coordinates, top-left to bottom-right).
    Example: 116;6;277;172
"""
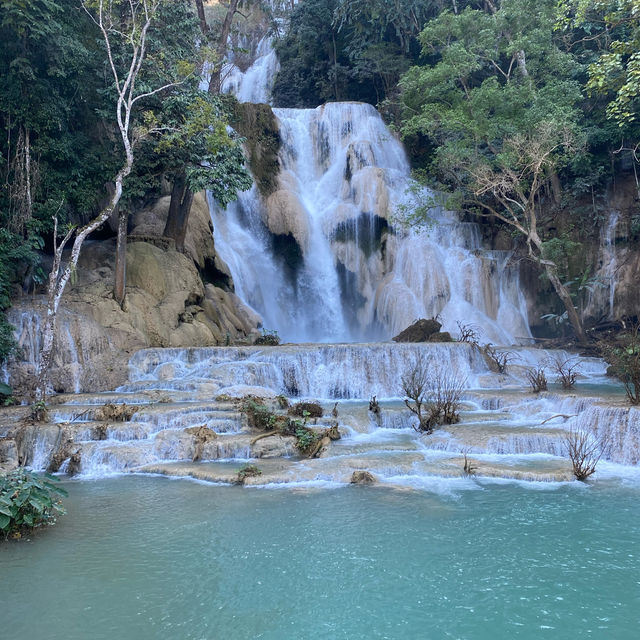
5;192;261;398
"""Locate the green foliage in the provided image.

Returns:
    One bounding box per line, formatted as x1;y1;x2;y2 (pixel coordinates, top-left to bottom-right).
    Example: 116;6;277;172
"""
0;382;13;403
236;464;262;483
0;468;67;539
272;0;438;107
558;0;640;127
29;400;48;423
602;326;640;404
240;399;277;430
294;427;320;454
400;1;585;198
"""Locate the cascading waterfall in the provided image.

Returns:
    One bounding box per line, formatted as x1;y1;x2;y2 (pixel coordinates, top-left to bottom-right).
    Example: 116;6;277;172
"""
221;35;280;104
14;341;634;481
5;9;638;488
210;40;531;344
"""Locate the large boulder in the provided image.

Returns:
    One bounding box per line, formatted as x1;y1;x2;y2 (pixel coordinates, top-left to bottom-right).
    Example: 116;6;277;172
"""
263;190;309;253
350;470;377;485
392;318;442;343
129;192;217;273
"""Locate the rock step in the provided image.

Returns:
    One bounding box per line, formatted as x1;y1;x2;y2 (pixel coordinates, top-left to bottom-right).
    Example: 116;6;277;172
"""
75;432;297;475
137;452;574;486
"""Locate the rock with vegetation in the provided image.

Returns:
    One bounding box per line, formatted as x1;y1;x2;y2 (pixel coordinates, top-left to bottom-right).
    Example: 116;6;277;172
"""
229;101;280;197
393;318;442;343
236;463;262;485
254;329;281;346
288;402;323;418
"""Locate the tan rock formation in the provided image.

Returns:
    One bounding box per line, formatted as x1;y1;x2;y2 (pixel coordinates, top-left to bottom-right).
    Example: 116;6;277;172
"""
263;189;309;252
6;194;261;398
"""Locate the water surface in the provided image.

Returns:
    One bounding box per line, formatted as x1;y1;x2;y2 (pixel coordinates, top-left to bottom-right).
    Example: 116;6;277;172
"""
1;476;638;639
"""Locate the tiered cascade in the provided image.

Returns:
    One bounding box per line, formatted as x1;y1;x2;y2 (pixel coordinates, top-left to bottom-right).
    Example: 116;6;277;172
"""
3;343;637;484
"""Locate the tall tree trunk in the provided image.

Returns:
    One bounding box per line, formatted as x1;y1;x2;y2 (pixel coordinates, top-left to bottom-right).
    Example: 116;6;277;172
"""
163;172;194;253
550;171;562;205
529;229;587;343
208;0;240;95
545;265;588;344
36;162;131;401
195;0;209;34
113;207;128;308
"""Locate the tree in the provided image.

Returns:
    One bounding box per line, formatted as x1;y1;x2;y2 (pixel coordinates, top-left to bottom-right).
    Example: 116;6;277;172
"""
194;0;209;34
272;0;440;108
558;0;640;127
154;91;252;252
207;0;241;96
0;0;113;362
400;0;589;341
35;0;185;400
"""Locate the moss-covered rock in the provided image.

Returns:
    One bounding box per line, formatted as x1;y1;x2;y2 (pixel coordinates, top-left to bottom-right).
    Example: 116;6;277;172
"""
230;101;280;197
393;318;442;342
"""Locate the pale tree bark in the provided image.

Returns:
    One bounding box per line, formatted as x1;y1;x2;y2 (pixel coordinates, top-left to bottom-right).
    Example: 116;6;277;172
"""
24;128;32;223
35;0;179;401
113;207;128;308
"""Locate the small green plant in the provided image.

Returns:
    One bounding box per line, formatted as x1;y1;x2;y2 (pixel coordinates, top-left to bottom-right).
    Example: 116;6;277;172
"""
29;400;48;423
295;427;320;454
253;328;281;346
236;464;262;484
1;382;15;406
240;398;278;430
0;469;67;539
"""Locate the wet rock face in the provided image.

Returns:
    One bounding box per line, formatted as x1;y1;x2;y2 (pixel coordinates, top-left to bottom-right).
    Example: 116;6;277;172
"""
0;439;19;472
393;318;442;343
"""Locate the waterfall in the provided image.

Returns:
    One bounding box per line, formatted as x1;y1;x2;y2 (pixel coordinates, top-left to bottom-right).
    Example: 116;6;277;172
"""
210;87;532;343
126;343;608;400
585;210;620;320
221;35;280;104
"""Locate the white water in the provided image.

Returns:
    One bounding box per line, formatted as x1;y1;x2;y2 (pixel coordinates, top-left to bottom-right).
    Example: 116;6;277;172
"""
222;35;280;104
210;98;531;343
12;339;634;481
6;307;83;394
